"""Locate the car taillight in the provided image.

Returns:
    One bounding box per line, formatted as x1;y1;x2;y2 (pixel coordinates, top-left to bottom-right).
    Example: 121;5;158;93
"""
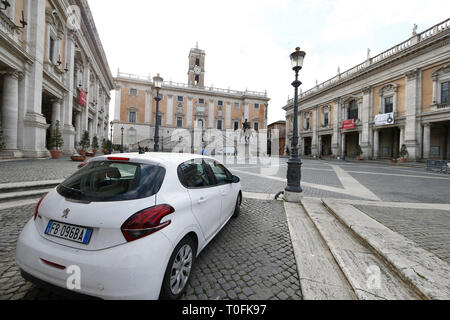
121;204;174;242
34;194;47;220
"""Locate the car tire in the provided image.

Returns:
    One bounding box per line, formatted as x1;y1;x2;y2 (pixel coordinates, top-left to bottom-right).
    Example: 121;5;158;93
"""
160;236;196;300
232;193;242;218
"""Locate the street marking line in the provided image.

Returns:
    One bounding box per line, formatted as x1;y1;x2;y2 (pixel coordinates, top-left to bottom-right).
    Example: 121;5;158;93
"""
232;168;380;201
330;165;381;201
243;192;276;200
333;198;450;210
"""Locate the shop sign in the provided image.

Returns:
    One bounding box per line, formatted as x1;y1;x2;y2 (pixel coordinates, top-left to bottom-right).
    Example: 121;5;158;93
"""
342;119;355;130
79;90;87;107
375;112;395;126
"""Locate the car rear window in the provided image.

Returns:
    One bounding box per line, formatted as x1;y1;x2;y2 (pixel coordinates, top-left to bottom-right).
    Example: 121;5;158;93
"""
57;161;165;202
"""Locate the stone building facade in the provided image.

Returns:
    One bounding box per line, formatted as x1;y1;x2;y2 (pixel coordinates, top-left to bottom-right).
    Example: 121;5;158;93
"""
267;120;286;156
0;0;114;159
113;45;270;154
283;19;450;161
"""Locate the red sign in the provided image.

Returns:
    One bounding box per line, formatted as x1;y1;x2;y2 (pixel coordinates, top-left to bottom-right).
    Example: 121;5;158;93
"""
79;90;87;107
342;119;355;130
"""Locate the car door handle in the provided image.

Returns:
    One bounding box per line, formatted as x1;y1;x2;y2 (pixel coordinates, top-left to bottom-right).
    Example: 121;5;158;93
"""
198;197;207;204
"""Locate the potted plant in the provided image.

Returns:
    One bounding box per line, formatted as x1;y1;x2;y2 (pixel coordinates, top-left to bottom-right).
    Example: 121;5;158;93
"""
399;144;409;163
91;136;99;156
102;139;112;155
71;153;86;162
390;158;398;164
78;131;90;156
48;121;64;159
356;144;364;160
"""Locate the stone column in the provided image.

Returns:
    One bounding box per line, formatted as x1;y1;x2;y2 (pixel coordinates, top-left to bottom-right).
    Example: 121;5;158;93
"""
341;133;346;159
405;69;420;160
400;126;405;149
423;123;431;159
1;71;22;158
373;129;379;160
75;112;81;145
312;107;318;157
62;30;76;154
332;98;340;156
114;86;121;121
51;99;62;127
22;0;49;158
145;90;152;124
360;87;371;158
208;99;214;129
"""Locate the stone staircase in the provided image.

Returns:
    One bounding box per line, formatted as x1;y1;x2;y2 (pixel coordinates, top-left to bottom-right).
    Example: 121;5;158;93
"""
285;198;450;300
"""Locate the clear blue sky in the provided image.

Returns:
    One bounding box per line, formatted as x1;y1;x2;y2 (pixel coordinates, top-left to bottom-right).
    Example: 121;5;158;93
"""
88;0;450;124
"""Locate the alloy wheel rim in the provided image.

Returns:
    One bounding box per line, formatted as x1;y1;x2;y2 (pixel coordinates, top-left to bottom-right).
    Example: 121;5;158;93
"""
169;244;193;295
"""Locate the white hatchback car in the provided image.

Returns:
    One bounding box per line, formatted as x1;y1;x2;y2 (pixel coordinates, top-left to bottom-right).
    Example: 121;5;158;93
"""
16;153;242;300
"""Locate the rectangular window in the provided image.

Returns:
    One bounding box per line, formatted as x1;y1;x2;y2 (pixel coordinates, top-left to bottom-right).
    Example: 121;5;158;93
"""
306;119;310;130
234;121;239;131
442;81;450;104
195;58;200;66
49;37;55;63
254;122;259;132
129;112;136;123
177;117;183;128
177;96;184;102
234;102;240;109
199;98;204;104
384;96;394;113
129;89;138;96
218;100;223;106
217;120;223;130
324;113;329;126
254;103;259;109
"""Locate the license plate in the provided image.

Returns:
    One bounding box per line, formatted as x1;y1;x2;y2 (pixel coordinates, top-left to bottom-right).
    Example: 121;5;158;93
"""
45;221;92;245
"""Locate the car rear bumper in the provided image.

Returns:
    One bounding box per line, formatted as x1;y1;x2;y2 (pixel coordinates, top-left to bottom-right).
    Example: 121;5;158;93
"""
16;219;173;300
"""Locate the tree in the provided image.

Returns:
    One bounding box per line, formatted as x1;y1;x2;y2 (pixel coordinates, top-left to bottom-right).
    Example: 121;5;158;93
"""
102;138;112;150
48;121;64;150
79;131;90;151
0;119;5;151
92;135;99;150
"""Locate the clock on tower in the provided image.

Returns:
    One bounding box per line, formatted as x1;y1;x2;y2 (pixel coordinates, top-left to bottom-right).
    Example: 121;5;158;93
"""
188;44;205;87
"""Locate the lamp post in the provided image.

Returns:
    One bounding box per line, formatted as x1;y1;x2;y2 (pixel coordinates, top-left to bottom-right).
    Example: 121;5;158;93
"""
285;47;306;196
120;126;124;153
109;121;113;154
153;73;163;152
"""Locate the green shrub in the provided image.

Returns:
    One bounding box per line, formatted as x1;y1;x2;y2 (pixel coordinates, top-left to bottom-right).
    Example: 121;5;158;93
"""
48;121;64;150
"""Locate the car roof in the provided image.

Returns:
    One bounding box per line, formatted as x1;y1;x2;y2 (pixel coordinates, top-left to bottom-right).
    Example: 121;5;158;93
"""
94;152;214;168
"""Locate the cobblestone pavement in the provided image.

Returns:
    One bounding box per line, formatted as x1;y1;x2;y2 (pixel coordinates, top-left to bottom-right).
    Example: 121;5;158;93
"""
354;205;450;263
0;199;302;300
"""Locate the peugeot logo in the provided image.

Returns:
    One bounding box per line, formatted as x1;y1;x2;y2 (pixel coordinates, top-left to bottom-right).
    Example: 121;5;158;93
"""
62;208;70;219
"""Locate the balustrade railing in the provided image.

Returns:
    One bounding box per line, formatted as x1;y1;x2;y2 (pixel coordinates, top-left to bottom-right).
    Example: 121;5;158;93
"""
287;18;450;106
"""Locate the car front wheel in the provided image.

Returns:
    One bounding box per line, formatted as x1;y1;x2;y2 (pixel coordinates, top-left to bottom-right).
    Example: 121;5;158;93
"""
232;193;242;218
160;236;195;300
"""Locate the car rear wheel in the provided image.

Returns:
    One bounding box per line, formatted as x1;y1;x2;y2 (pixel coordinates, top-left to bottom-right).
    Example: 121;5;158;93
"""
160;236;196;300
232;193;242;218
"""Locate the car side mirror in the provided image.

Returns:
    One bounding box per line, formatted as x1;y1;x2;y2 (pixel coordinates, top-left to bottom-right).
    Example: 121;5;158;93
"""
232;175;240;183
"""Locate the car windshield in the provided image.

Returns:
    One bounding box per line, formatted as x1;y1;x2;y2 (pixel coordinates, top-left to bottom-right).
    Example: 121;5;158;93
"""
57;160;165;202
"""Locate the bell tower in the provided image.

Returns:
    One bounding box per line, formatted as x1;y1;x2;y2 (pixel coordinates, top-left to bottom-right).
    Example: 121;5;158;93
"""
188;43;205;87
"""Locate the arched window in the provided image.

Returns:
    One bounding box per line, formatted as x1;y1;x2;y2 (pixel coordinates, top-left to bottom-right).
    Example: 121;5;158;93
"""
348;100;358;120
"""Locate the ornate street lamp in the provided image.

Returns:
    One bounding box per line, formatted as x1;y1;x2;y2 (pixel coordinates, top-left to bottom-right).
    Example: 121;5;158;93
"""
109;121;113;154
285;47;306;196
120;126;124;153
153;73;163;152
